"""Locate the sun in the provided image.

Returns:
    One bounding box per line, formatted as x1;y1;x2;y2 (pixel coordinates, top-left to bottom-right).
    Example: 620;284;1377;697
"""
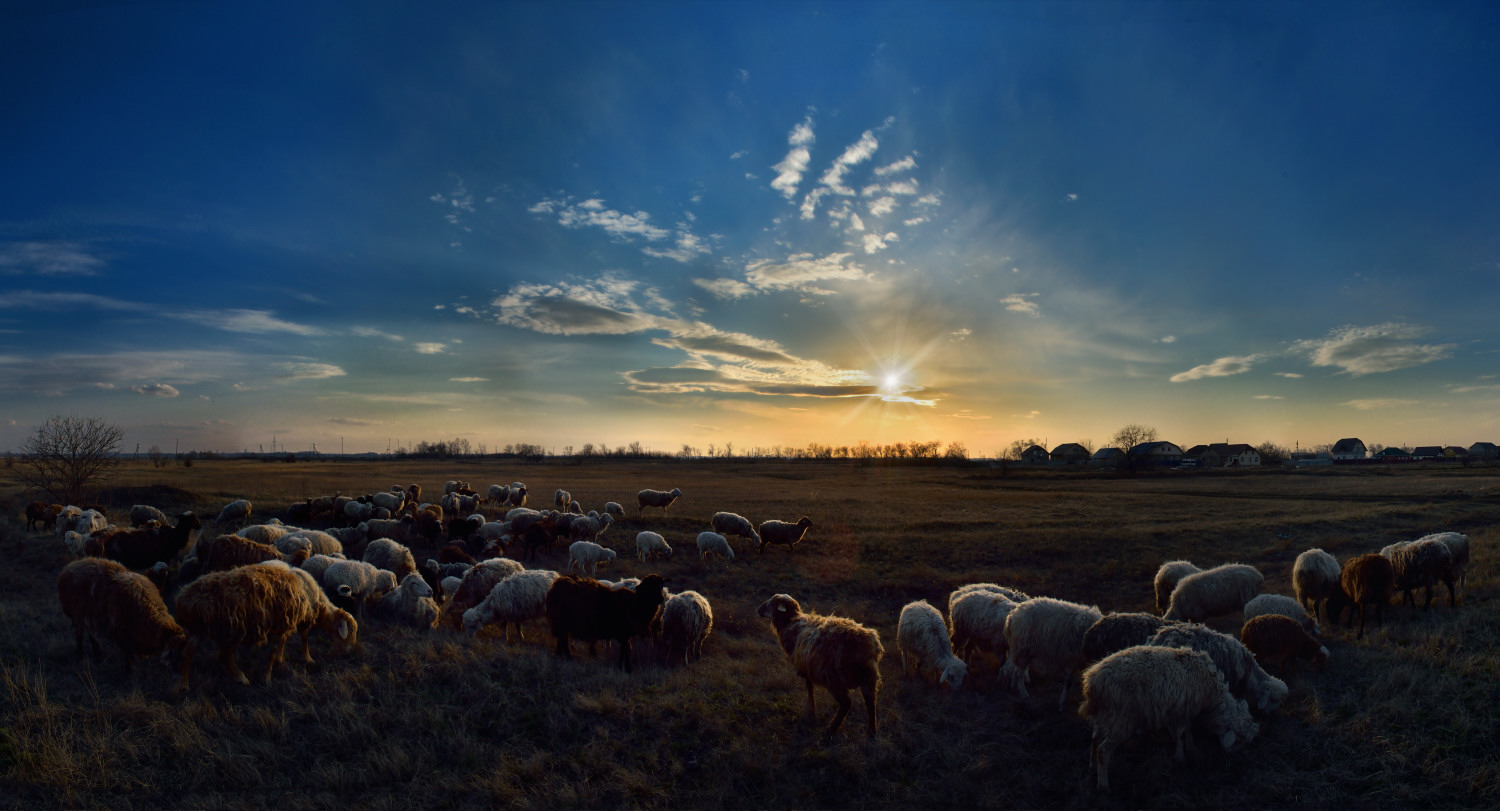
883;372;902;392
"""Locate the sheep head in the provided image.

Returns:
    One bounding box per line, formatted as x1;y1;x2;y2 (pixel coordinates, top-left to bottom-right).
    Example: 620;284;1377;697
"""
757;593;802;626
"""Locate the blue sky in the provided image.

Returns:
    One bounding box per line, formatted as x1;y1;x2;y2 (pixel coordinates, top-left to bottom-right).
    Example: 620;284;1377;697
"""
2;1;1497;456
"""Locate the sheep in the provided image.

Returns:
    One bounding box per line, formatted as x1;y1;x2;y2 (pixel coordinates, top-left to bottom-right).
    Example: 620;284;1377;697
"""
364;517;417;544
554;489;572;512
214;499;252;528
322;523;368;553
343;500;376;524
604;501;624;519
487;484;510;507
441;575;463;599
439;558;526;628
255;561;357;663
57;557;185;673
897;600;967;690
567;540;618;577
1239;615;1328;677
240;523;290;545
1421;532;1471;593
1082;612;1174;664
710;511;761;548
660;590;713;666
1148;624;1289;715
376;573;439;630
636;487;683;517
101;512;203;570
1079;645;1259;793
62;529;90;558
199;533;308;574
695;531;736;564
757;516;813;554
1292;548;1341;622
1326;553;1396;639
1163;563;1264;623
545;573;668;673
1383;537;1457;610
53;505;82;539
362;538;418;583
462;569;560;642
947;582;1029;612
176;563;318;688
1153;560;1201;614
66;508;110;538
370;490;406;515
600;577;641;591
25;501;62;532
757;593;884;739
948;589;1023;667
515;515;560;562
1001;596;1104;711
280;529;343;558
322;559;399;620
635;531;673;561
272;534;314;560
130;504;169;528
300;554;343;585
567;513;614;545
507;485;528;509
1242;593;1318;636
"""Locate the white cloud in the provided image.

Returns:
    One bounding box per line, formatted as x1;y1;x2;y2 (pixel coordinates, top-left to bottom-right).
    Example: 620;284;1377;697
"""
174;309;325;336
903;216;928;227
450;377;488;383
771;116;815;198
693;278;755;300
1158;335;1177;344
131;383;179;397
862;232;898;254
278;362;347;381
916;193;942;206
1275;372;1304;378
329;417;381;425
1295;323;1454;376
745;252;871;294
817;130;879;196
414;343;446;354
352;326;404;342
643;229;712;263
868;196;896;217
729;150;747;160
0;242;105;276
1253;394;1284;400
949;328;971;342
848;213;865;232
1342;398;1420;410
1170;353;1268;383
1000;293;1041;317
884;180;919;196
874;156;916;176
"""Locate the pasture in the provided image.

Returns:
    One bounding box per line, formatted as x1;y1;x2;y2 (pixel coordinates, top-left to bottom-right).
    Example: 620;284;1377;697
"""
2;458;1498;809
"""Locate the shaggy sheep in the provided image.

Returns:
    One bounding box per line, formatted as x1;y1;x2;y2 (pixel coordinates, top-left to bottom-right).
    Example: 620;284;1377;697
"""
57;557;185;673
1079;645;1259;793
599;577;641;591
1422;532;1470;593
370;490;407;516
439;558;526;628
344;500;376;524
948;589;1023;667
280;529;343;558
661;590;713;666
322;560;399;620
947;582;1029;612
757;516;813;554
130;504;169;528
507;485;528;509
214;499;252;528
1153;560;1201;614
1239;615;1328;677
635;531;673;561
554;489;572;512
25;501;62;532
487;484;510;507
240;523;290;545
1081;612;1174;664
441;575;463;599
53;505;82;539
1002;597;1104;711
462;569;560;642
300;554;343;584
362;538;418;583
1163;563;1264;623
1325;553;1396;639
567;513;614;545
695;531;736;564
1242;593;1319;636
102;512;203;570
546;573;668;672
376;573;440;630
1383;537;1457;610
757;593;884;739
255;561;357;664
567;540;618;577
175;563;319;688
710;511;761;548
1148;624;1288;715
604;501;625;519
62;529;90;558
1292;548;1341;622
272;533;314;559
636;487;683;517
199;533;308;574
897;600;967;690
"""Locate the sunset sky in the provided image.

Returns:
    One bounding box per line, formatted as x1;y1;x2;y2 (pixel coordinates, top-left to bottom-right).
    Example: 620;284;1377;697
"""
2;1;1498;457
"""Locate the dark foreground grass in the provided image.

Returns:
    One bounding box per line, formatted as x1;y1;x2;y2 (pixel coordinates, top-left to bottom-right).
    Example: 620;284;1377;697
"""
2;460;1499;809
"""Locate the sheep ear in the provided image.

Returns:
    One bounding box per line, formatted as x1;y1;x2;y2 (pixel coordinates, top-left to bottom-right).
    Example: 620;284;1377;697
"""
1219;729;1237;750
777;604;788;613
337;619;351;639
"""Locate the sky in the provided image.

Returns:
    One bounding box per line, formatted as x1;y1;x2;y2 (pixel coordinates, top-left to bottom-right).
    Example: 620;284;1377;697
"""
2;1;1498;457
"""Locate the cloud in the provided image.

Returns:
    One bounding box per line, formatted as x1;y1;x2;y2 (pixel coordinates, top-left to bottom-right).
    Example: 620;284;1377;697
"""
948;409;990;420
862;232;898;254
642;229;712;263
1170;353;1267;383
0;290;146;311
352;326;404;342
1158;335;1177;344
174;309;325;336
1341;398;1419;410
1253;394;1284;400
0;241;105;275
1275;372;1303;378
3;294;323;337
1295;323;1454;376
817;130;879;196
532;196;670;241
485;277;667;336
450;377;488;383
131;383;180;397
1000;293;1040;317
868;196;896;217
949;328;971;342
414;343;446;354
744;252;871;295
771;116;815;198
277;362;347;380
729;150;747;160
874;156;916;176
329;417;381;425
692;278;755;300
903;216;929;227
0;350;246;396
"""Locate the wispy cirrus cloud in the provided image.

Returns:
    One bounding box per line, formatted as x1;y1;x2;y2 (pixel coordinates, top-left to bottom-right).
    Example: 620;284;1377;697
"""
1000;293;1041;317
414;343;446;354
692;277;755;300
744;252;872;295
0;241;105;275
352;326;404;342
175;309;325;336
529;196;709;263
873;156;916;176
770;116;815;199
1170;353;1268;383
277;362;346;381
1342;398;1419;410
132;383;180;397
1295;323;1454;376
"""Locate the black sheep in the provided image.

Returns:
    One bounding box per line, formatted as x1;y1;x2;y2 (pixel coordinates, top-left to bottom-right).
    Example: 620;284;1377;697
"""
545;573;667;673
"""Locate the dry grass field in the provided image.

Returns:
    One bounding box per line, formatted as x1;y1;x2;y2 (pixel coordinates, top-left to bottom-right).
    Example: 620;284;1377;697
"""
2;458;1498;809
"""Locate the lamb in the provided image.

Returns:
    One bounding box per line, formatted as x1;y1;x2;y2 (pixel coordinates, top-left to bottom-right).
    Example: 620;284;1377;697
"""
1079;645;1259;793
322;559;399;620
635;531;674;561
695;531;736;564
1163;563;1264;623
199;533;309;574
214;499;252;528
1001;596;1104;711
376;573;439;630
897;600;967;690
554;489;572;512
362;538;418;583
604;501;625;519
567;540;618;577
1383;537;1457;610
545;573;668;672
710;511;761;548
948;588;1023;667
757;516;813;554
1153;560;1201;614
1081;612;1174;664
130;504;169;528
1242;593;1318;636
439;558;526;628
660;590;713;665
636;487;683;517
57;557;185;673
757;593;884;739
1292;548;1341;622
101;512;203;570
1148;624;1289;715
461;569;560;642
255;561;357;664
175;563;318;688
1325;553;1396;639
1239;614;1328;677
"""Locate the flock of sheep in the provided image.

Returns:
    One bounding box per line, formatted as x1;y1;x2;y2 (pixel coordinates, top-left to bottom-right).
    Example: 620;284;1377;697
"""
24;479;1476;793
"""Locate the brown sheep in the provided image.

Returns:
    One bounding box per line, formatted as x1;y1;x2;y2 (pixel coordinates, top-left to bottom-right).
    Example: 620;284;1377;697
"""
57;557;185;673
175;564;317;688
439;558;525;629
25;501;63;532
1240;614;1328;677
757;593;884;739
545;573;667;673
1384;538;1457;610
1326;553;1396;640
757;516;813;554
199;533;309;574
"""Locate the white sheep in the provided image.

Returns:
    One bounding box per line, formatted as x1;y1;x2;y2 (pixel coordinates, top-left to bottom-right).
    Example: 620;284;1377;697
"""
440;575;463;599
488;484;510;507
1292;548;1341;622
599;577;641;591
554;489;572;512
370;490;406;515
757;516;812;554
1383;537;1457;609
1163;563;1264;622
695;531;736;564
1153;560;1201;614
377;572;439;630
463;570;560;641
897;600;967;690
214;499;252;527
604;502;625;519
300;553;344;584
1148;623;1289;716
756;593;884;739
568;513;614;545
281;529;344;558
1421;532;1470;592
343;500;375;524
947;588;1023;667
1001;596;1103;711
440;558;527;628
661;590;713;665
710;511;761;548
130;504;169;528
1242;593;1318;636
62;529;90;558
635;531;673;561
947;582;1029;612
507;484;528;509
322;560;399;620
362;538;417;582
1080;645;1259;793
567;540;618;577
272;533;313;558
636;487;683;517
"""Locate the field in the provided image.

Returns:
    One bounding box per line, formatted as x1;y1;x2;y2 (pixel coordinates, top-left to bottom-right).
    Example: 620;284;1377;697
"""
2;458;1499;809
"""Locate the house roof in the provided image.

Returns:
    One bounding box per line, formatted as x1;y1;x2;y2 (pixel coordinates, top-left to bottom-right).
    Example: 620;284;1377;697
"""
1211;443;1257;456
1411;446;1444;456
1331;438;1366;453
1050;443;1089;456
1128;441;1183;457
1183;444;1217;458
1021;444;1048;456
1091;447;1123;459
1374;446;1410;457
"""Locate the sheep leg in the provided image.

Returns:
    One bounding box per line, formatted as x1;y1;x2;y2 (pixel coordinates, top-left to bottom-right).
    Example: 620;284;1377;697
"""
265;631;292;683
617;638;632;673
1090;733;1109;792
218;642;250;686
1445;578;1456;607
804;675;818;719
555;634;572;660
298;628;314;664
1056;670;1073;712
824;688;852;738
861;682;877;737
177;638;200;691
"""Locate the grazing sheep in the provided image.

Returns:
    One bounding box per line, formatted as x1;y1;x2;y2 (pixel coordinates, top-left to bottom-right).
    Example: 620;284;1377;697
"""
1383;537;1457;610
439;558;526;628
604;501;624;519
1239;615;1328;677
599;577;641;591
1422;532;1470;593
199;533;308;574
554;489;572;512
57;557;185;673
175;563;319;688
240;523;290;545
1292;548;1341;622
1163;563;1264;623
362;538;418;583
102;512;202;570
567;540;618;577
255;561;357;664
757;516;813;554
130;504;169;528
487;484;510;507
948;589;1023;668
370;490;407;516
300;553;344;584
635;531;674;561
1082;612;1174;664
947;582;1029;612
214;499;252;528
1079;645;1259;793
1242;593;1319;636
441;575;463;599
322;524;368;555
636;487;683;517
26;501;63;532
1326;553;1397;640
1153;560;1201;614
377;573;440;630
897;600;967;690
280;529;343;558
567;513;614;545
710;511;761;548
273;534;313;559
695;531;736;564
62;529;90;558
661;590;713;666
462;569;560;642
515;515;560;562
545;573;668;672
757;593;884;739
1148;624;1288;715
322;560;399;620
1002;597;1104;711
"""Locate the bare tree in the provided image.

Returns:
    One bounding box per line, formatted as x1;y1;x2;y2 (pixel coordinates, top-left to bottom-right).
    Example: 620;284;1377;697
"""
1004;438;1043;461
16;415;125;504
1110;423;1159;453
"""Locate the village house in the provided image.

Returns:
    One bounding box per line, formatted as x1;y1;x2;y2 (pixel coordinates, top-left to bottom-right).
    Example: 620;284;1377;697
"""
1020;444;1051;465
1330;438;1367;461
1048;443;1092;465
1127;441;1184;468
